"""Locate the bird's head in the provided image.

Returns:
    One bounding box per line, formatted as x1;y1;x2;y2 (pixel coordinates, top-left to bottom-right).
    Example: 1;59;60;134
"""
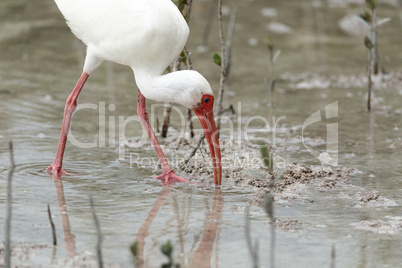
140;70;222;185
175;71;222;185
192;93;222;185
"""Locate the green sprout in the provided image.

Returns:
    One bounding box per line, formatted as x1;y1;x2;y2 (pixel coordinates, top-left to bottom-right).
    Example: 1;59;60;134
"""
212;52;222;66
260;143;273;171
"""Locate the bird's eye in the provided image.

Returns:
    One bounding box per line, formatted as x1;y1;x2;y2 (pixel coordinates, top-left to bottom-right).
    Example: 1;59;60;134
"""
204;98;210;103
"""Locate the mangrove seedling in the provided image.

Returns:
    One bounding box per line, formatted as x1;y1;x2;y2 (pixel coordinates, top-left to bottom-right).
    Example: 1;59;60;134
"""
357;0;391;110
260;143;274;171
265;34;281;107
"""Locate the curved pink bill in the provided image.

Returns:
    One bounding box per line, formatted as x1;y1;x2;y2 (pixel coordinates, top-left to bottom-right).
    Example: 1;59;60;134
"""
194;109;222;185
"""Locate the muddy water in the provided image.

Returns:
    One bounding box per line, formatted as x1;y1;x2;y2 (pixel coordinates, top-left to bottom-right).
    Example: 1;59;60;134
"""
0;0;402;267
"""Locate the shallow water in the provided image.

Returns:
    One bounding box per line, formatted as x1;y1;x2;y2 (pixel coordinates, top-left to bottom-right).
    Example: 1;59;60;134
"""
1;0;402;267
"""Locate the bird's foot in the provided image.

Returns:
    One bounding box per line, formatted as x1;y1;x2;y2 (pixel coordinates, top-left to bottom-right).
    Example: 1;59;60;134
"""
46;164;68;177
154;170;189;184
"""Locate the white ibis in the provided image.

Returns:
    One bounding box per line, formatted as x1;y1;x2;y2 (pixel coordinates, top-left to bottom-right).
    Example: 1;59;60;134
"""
47;0;222;185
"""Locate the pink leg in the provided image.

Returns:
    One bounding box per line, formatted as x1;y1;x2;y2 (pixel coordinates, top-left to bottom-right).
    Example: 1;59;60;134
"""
137;90;188;183
47;73;89;177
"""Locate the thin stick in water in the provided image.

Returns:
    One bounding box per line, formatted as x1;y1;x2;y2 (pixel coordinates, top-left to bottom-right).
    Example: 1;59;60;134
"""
184;133;205;164
47;204;57;246
5;141;16;268
90;196;104;268
215;0;227;133
187;108;195;138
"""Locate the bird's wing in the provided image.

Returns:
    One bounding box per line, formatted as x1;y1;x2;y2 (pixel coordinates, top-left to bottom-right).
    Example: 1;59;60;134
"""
54;0;189;73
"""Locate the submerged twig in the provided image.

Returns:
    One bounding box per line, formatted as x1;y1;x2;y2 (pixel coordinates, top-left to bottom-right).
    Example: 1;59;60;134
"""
47;204;57;246
5;141;16;268
90;196;104;268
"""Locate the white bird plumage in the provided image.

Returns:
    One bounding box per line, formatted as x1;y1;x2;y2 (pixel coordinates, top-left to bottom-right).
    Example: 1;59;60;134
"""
48;0;222;185
54;0;213;108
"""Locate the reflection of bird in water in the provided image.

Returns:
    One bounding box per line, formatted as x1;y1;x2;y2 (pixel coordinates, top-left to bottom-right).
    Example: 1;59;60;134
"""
189;189;223;267
136;186;223;267
48;0;222;185
52;178;77;258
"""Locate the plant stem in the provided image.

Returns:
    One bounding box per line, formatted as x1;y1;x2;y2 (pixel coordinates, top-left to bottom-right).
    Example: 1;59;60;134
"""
368;47;372;111
184;133;205;164
161;103;172;138
187;108;194;138
185;0;193;23
216;0;227;134
372;7;379;75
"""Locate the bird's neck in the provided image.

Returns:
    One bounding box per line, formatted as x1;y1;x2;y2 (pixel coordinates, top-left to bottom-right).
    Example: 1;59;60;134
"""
133;70;194;108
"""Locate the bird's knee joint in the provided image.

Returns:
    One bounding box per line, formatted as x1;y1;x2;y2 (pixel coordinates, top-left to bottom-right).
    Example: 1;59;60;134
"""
65;99;77;113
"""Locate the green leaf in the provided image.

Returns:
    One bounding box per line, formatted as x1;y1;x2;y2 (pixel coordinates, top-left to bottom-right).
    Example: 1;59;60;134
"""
260;143;273;170
161;240;173;257
180;50;187;63
260;145;269;167
130;241;138;257
212;53;221;66
364;35;374;49
265;34;273;51
360;11;371;23
365;0;377;10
